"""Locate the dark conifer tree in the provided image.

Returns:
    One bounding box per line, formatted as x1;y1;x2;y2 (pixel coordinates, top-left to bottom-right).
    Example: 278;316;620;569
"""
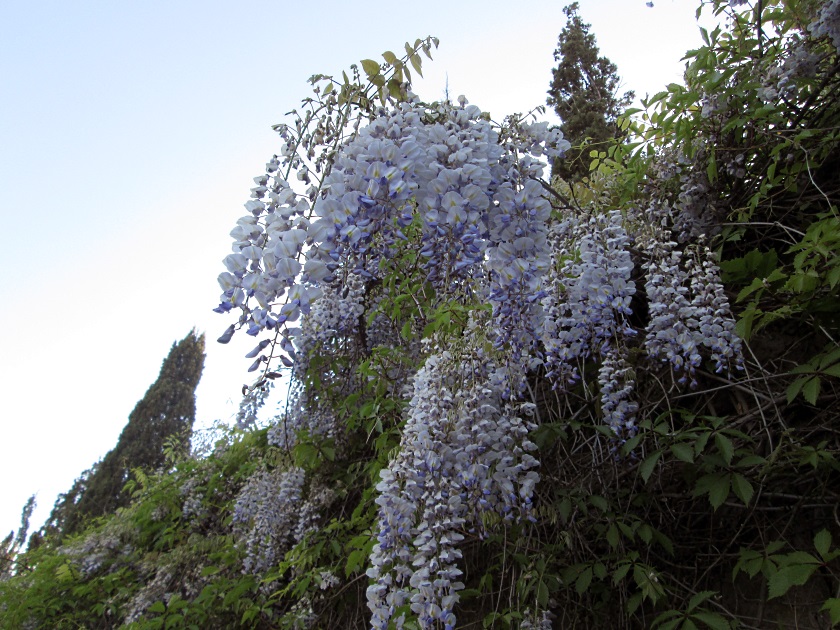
547;2;634;181
0;496;34;580
47;331;205;538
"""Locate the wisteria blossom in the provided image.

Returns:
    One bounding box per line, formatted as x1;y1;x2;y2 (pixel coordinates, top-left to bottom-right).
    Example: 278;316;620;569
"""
215;97;569;367
213;88;745;629
232;466;306;575
366;343;539;630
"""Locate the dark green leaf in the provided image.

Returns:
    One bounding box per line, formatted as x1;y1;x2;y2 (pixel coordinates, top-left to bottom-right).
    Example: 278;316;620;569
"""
714;433;734;465
768;563;818;599
692;610;732;630
640;450;662;483
731;473;754;505
820;598;840;625
575;566;593;594
802;377;821;405
815;529;832;560
671;442;695;463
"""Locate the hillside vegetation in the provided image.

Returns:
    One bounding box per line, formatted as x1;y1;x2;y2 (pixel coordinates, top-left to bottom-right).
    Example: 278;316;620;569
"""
2;1;840;628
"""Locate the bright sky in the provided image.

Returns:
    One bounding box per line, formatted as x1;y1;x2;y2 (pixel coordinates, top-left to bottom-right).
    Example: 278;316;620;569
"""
0;0;710;538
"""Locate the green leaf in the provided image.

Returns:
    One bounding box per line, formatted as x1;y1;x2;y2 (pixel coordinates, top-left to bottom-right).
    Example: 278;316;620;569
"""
709;477;730;509
382;50;398;65
827;265;840;289
345;548;366;577
802;376;821;405
169;597;187;611
687;591;718;612
606;523;620;549
613;563;631;584
714;433;734;465
768;563;818;599
149;601;167;614
787;376;808;404
360;58;381;77
730;473;754;505
640;450;662;482
558;497;571;522
401;320;412;340
737;278;765;303
589;495;608;512
654;614;682;630
815;529;832;559
706;154;718;183
387;78;403;99
695;473;730;510
821;598;840;626
671;442;695;463
536;580;549;607
691;612;731;630
736;454;766;468
575;566;593;594
618;521;636;539
409;53;423;77
627;591;644;615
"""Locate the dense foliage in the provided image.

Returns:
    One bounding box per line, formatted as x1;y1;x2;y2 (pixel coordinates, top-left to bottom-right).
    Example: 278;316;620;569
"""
2;1;840;628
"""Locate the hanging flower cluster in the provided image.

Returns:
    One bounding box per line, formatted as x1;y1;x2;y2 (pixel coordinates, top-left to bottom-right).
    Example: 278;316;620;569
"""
214;96;569;371
686;243;744;374
540;210;638;436
232;466;306;575
809;0;840;51
366;340;539;630
643;237;702;384
638;183;745;386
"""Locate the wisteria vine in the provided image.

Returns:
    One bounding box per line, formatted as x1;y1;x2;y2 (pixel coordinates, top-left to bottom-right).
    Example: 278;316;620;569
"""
212;41;746;629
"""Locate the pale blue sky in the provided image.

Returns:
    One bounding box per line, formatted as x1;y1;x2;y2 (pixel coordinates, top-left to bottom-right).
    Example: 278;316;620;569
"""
0;0;709;538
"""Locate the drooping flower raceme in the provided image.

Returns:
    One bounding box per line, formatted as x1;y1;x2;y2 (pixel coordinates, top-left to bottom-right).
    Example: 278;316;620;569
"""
639;199;744;385
809;0;840;52
643;237;702;384
366;342;539;630
232;466;306;575
540;210;638;435
685;244;744;374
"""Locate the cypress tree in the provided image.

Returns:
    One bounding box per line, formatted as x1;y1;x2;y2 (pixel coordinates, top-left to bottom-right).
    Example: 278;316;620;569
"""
0;496;35;580
547;2;634;181
48;330;205;537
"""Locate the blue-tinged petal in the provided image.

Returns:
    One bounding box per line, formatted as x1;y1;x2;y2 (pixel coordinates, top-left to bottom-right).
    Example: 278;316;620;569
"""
217;324;236;344
245;339;271;358
223;253;248;274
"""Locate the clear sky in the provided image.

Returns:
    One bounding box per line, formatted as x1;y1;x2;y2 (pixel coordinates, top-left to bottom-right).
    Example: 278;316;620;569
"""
0;0;710;538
